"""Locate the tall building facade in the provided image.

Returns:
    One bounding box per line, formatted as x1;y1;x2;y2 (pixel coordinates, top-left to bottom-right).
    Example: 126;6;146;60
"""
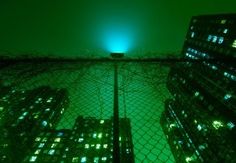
0;85;134;162
161;14;236;162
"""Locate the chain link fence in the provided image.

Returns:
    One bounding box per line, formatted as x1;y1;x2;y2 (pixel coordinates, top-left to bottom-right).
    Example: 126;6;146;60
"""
0;61;176;163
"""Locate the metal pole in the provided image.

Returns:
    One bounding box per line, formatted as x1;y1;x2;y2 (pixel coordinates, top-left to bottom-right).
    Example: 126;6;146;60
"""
113;62;120;163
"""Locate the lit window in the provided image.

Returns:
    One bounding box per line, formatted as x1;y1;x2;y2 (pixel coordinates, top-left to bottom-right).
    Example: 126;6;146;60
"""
34;149;41;155
54;138;61;142
42;121;48;127
191;32;195;38
101;157;107;161
198;145;206;150
94;157;99;163
85;144;89;149
34;115;39;119
224;72;230;77
29;156;37;162
23;112;28;116
60;108;65;114
212;121;223;129
218;37;224;44
48;149;55;155
93;133;97;138
185;154;197;162
232;40;236;48
45;108;50;112
211;65;217;70
100;120;104;124
224;94;232;100
212;36;217;43
103;144;108;148
194;92;199;97
207;35;212;41
221;19;227;24
231;75;236;81
227;122;235;129
169;124;176;129
72;157;79;162
51;143;57;148
223;29;228;34
96;144;101;149
78;138;84;142
98;133;102;139
18;116;24;120
38;143;45;148
47;97;53;103
57;132;63;137
3;143;8;147
35;137;41;142
197;124;202;131
81;157;86;163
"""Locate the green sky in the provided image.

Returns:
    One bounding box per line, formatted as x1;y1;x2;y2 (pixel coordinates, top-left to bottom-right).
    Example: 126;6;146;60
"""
0;0;235;57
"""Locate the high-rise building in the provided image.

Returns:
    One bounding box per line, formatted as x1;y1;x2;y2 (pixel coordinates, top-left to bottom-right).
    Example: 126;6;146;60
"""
0;86;69;162
161;14;236;162
23;116;134;163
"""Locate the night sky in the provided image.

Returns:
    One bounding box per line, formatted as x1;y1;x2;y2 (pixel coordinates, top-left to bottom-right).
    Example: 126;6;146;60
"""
0;0;236;57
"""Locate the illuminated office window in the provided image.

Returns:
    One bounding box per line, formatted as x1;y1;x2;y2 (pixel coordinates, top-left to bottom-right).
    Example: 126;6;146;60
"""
35;137;41;142
38;143;45;148
227;122;235;129
54;138;61;142
207;35;212;41
223;29;228;34
191;32;195;38
72;157;79;162
212;121;223;130
29;156;37;162
101;157;107;161
232;40;236;48
34;149;41;155
221;19;227;24
51;143;57;148
212;36;217;43
224;94;232;100
94;157;99;162
81;157;87;163
218;37;224;44
42;121;48;127
48;149;55;155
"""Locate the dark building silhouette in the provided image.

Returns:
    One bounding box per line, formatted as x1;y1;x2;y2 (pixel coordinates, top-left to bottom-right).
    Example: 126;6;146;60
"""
161;14;236;162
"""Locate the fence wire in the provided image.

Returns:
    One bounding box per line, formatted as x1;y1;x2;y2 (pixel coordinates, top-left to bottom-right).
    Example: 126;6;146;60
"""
0;61;175;163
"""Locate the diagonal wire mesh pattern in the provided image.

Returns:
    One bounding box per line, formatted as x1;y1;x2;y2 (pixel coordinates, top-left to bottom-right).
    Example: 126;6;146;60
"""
0;61;176;162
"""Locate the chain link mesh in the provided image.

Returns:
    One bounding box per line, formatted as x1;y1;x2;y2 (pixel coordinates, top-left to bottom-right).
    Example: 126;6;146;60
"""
0;61;176;162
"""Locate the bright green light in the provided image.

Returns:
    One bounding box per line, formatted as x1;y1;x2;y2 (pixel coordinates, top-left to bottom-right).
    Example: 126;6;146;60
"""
100;120;104;124
169;123;176;129
98;133;102;139
29;156;37;162
96;144;101;149
85;144;89;149
185;157;192;162
212;121;223;129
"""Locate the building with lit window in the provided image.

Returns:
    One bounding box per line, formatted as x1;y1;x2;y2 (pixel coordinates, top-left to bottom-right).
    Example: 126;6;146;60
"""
23;129;71;162
24;116;134;162
0;86;69;162
161;14;236;162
